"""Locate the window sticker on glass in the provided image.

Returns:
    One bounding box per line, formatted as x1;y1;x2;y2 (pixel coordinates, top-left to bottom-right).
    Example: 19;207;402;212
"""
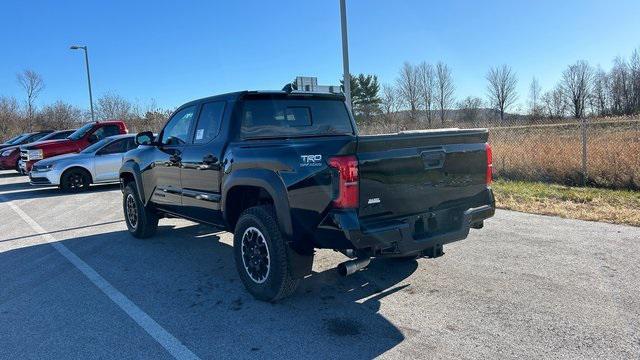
196;129;204;140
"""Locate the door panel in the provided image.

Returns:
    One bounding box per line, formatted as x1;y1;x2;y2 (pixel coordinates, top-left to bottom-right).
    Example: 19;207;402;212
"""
94;153;124;182
179;100;226;225
180;145;223;224
149;105;198;212
150;146;183;211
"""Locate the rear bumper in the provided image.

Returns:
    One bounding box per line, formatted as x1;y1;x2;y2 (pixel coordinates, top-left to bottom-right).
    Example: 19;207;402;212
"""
315;189;495;257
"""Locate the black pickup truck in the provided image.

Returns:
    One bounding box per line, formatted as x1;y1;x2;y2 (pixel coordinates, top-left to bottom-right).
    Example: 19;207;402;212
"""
120;90;494;301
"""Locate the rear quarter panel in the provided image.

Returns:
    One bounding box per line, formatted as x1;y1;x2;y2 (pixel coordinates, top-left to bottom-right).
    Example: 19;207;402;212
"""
225;135;356;245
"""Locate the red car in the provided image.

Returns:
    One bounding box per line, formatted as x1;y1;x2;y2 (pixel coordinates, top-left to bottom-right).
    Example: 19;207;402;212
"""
20;121;128;173
0;130;75;172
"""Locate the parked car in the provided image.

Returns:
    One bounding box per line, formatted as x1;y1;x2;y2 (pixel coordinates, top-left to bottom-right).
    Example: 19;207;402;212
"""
1;130;75;172
0;130;54;151
120;90;494;301
29;134;138;191
20;121;128;173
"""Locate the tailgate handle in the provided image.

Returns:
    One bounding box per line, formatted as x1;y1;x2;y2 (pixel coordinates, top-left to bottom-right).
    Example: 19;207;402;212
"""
420;151;445;169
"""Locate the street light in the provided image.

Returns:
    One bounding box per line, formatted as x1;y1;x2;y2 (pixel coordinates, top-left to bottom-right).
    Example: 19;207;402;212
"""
339;0;351;110
70;45;95;122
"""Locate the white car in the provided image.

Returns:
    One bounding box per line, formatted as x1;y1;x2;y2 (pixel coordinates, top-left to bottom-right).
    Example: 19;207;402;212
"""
29;134;137;191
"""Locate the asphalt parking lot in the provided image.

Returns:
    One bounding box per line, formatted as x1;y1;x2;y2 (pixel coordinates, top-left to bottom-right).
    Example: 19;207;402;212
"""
0;170;639;359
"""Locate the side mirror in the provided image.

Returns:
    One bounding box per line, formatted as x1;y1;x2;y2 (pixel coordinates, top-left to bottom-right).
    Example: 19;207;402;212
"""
88;134;99;143
135;131;155;146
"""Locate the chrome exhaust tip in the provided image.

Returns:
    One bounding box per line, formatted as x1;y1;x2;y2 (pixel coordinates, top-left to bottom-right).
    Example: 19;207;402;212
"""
337;257;371;276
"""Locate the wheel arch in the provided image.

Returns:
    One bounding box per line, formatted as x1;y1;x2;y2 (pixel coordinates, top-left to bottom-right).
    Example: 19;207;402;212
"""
119;161;146;205
222;169;293;241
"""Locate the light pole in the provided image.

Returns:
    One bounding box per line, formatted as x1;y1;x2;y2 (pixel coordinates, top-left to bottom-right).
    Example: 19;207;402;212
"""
339;0;351;110
70;45;95;122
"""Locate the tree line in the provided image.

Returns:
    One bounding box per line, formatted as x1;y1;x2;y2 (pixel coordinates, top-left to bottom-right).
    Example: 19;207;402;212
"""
0;71;172;138
2;46;640;139
346;46;640;127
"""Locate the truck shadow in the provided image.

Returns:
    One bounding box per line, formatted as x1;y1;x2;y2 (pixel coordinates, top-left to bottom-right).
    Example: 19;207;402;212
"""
1;222;416;359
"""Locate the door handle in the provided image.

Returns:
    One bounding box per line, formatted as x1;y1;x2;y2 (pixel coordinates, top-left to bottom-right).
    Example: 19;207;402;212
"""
169;153;181;164
202;154;218;165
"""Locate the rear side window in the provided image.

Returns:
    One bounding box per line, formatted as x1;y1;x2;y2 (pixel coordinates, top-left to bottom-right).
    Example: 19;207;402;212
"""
193;101;225;144
93;125;121;140
240;98;353;139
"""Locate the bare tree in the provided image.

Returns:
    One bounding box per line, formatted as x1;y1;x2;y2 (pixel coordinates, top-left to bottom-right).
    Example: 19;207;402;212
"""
561;60;593;119
630;48;640;113
16;69;45;130
591;67;610;116
417;62;436;126
35;101;83;130
457;96;483;126
0;96;22;137
435;62;455;125
541;84;567;119
396;62;420;121
528;77;542;117
379;84;402;131
486;65;518;122
96;92;133;121
610;57;631;115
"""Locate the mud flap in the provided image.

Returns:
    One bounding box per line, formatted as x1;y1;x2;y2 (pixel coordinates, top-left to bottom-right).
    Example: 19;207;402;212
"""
421;243;444;258
286;245;314;279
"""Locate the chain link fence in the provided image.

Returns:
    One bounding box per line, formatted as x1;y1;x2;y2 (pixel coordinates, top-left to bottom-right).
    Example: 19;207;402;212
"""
359;114;640;190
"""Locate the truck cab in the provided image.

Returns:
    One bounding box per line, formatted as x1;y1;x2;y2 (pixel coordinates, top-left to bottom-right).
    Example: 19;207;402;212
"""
120;91;494;301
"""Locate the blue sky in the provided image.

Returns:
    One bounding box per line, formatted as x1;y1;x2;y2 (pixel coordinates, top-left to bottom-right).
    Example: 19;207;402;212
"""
1;0;639;111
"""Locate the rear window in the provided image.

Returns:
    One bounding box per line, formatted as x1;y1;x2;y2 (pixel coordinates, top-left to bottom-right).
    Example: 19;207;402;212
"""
240;98;353;139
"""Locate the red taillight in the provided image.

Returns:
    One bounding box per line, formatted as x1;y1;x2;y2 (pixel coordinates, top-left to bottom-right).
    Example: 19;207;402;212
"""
328;155;359;208
485;143;493;185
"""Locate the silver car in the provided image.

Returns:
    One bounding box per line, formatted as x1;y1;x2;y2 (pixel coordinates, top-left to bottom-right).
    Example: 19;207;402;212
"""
29;134;137;191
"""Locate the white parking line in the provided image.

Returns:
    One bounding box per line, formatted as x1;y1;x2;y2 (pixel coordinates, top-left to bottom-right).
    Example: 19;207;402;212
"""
1;196;200;360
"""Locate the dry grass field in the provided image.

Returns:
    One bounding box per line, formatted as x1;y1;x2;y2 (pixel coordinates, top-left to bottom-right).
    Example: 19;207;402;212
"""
491;119;640;190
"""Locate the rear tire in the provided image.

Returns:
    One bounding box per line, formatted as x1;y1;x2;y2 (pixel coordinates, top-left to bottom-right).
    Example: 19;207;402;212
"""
123;182;158;238
233;206;299;302
60;168;91;192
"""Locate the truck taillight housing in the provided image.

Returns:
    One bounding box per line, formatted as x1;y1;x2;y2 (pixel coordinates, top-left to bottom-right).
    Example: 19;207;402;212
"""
328;155;359;209
485;143;493;185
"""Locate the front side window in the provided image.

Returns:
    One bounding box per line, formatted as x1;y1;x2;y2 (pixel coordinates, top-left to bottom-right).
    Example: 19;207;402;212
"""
68;123;95;140
27;132;50;142
81;138;111;153
98;138;129;155
193;101;225;144
124;138;138;151
161;106;197;145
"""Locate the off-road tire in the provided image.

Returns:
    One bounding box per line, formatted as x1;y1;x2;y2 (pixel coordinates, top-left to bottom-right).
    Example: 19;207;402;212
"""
123;182;158;238
233;206;299;302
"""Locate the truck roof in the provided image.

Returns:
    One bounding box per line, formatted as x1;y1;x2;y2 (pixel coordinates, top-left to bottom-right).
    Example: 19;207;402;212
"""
179;90;346;109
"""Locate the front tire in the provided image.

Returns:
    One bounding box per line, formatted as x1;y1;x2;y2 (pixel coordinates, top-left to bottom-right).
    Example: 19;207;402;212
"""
233;206;299;302
60;168;91;192
123;183;158;238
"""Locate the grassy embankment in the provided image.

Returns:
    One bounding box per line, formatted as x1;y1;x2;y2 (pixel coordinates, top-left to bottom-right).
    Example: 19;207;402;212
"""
492;179;640;226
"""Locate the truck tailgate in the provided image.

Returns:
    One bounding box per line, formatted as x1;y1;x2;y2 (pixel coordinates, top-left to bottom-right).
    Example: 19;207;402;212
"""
356;129;489;220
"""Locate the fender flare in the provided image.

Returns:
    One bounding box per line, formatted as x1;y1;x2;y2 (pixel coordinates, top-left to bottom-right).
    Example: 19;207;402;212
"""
119;161;147;205
222;168;293;241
